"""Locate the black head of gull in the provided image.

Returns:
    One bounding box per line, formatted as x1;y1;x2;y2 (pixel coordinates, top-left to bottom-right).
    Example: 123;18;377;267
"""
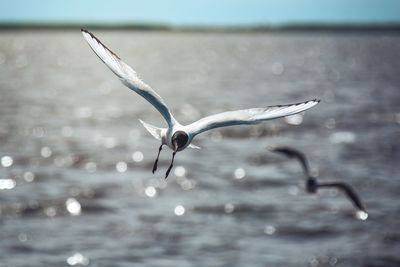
172;131;189;151
164;131;190;179
152;131;189;178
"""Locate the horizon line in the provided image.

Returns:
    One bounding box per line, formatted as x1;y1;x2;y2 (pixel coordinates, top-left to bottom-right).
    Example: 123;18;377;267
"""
1;21;400;32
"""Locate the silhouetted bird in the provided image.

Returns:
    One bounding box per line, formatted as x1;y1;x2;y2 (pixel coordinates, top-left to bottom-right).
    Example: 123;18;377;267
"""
270;146;367;214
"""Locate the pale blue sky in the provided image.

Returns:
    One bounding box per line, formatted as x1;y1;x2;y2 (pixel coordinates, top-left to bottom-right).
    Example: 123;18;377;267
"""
1;0;400;26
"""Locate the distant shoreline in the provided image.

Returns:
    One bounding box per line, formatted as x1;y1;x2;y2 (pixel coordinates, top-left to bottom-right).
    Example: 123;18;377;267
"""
1;22;400;32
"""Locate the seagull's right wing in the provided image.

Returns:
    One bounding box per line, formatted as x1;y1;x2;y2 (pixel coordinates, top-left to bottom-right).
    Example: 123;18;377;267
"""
81;29;176;127
187;99;319;137
269;146;310;177
319;182;366;212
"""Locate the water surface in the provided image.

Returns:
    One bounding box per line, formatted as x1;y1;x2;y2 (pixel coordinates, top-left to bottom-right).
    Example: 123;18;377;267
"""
0;30;399;267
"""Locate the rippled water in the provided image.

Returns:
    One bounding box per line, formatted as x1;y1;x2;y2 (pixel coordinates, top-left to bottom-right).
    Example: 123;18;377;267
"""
0;30;399;267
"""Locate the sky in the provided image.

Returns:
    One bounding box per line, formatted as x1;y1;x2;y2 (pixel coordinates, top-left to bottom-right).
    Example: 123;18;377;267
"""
0;0;400;26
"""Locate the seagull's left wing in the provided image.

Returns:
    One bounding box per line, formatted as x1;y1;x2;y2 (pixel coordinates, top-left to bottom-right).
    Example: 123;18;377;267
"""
269;145;310;177
81;29;176;127
318;182;366;212
186;99;319;136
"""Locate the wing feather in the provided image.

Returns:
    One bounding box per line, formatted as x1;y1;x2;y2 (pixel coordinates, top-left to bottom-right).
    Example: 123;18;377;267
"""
187;99;319;136
319;182;366;212
81;29;176;127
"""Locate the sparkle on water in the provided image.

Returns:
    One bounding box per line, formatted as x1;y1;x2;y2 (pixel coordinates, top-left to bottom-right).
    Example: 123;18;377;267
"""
174;205;185;216
40;146;52;158
85;162;97;173
116;161;128;173
174;166;186;177
310;256;319;267
23;171;35;182
132;151;144;162
66;198;82;216
180;179;195;190
32;126;45;138
75;106;92;119
285;113;304;125
61;126;74;137
234;167;246;179
264;225;277;235
0;179;16;190
44;206;57;217
356;210;368;221
1;156;13;167
224;203;235;213
325;118;336;129
329;131;356;144
104;137;117;148
145;186;157;198
67;253;89;266
18;233;28;243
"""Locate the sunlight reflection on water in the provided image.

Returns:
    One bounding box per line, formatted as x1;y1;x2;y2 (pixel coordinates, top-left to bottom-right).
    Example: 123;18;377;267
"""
0;30;398;267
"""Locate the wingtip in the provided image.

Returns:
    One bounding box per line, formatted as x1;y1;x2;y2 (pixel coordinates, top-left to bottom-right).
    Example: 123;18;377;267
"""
81;28;92;39
356;210;368;221
268;144;290;152
267;145;278;151
310;98;321;104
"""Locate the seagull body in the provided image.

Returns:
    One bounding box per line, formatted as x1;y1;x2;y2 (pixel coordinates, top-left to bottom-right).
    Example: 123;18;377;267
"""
270;146;367;214
81;29;320;178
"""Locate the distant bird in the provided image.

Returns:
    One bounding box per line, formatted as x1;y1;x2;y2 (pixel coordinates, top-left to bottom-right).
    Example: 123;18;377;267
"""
81;29;320;178
270;146;367;213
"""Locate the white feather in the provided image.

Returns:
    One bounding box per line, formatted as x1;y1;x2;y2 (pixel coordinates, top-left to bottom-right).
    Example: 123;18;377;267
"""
81;29;176;127
186;99;320;136
139;119;164;140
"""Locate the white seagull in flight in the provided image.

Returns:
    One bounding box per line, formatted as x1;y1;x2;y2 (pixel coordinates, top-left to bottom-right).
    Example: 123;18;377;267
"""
81;29;320;178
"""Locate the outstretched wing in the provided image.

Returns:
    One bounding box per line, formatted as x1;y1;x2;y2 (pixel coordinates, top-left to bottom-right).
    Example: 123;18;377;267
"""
269;145;310;178
319;182;367;212
186;99;319;136
81;29;176;127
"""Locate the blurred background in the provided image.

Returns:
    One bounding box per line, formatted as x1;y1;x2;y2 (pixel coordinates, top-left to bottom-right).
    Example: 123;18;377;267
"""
1;1;400;267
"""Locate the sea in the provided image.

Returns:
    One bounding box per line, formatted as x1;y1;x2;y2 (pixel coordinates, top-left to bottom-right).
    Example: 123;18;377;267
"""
0;30;399;267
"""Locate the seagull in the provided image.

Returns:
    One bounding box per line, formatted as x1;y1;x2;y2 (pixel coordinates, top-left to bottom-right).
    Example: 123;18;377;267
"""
81;29;320;178
270;146;367;214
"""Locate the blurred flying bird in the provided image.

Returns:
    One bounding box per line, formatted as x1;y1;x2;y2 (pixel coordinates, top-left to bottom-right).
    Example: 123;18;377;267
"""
270;146;367;214
81;29;320;178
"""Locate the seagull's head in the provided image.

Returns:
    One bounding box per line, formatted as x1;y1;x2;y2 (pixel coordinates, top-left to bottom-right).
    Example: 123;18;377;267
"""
172;131;189;152
306;177;318;193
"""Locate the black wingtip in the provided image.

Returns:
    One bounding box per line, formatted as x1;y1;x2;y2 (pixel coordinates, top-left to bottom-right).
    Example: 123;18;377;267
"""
309;98;321;104
80;28;122;60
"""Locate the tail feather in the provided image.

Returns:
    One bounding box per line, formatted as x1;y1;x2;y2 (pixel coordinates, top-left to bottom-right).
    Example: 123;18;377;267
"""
188;144;201;149
139;119;163;140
